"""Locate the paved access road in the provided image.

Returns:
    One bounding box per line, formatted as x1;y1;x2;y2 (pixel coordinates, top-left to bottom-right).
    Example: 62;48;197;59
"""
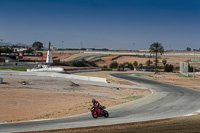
1;73;200;133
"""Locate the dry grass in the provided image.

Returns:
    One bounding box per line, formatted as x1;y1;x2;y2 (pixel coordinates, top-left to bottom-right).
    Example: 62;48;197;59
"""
0;89;93;122
144;73;200;90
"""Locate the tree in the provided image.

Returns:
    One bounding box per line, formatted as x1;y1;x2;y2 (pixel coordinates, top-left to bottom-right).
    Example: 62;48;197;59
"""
72;61;86;67
109;61;119;69
188;64;194;72
133;61;138;67
0;46;13;52
103;65;108;69
149;42;164;73
164;64;174;72
162;59;167;66
32;41;43;50
139;63;143;68
24;47;33;53
146;59;153;66
122;62;133;70
186;47;191;51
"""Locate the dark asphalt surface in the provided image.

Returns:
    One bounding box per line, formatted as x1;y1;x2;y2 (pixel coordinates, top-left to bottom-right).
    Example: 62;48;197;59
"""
1;73;200;133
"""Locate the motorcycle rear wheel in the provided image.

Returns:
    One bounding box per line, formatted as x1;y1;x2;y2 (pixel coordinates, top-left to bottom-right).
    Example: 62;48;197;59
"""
92;112;98;119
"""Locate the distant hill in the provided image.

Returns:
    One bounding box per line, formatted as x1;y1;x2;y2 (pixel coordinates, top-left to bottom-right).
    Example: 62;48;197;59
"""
0;42;31;47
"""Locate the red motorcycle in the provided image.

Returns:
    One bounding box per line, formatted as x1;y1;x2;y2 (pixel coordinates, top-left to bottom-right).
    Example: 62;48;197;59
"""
89;106;109;119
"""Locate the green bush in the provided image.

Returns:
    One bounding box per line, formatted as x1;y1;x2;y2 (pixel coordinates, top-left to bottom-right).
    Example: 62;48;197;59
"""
146;59;153;66
133;61;138;67
109;61;118;68
103;65;108;68
72;61;87;67
188;64;194;72
0;46;13;52
0;67;29;71
139;63;143;68
162;59;167;66
122;62;133;70
164;64;174;72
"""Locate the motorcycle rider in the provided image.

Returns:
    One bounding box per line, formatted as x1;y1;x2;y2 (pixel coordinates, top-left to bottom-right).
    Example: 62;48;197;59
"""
92;99;103;113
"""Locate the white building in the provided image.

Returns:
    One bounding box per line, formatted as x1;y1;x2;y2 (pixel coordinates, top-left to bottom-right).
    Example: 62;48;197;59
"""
13;47;28;52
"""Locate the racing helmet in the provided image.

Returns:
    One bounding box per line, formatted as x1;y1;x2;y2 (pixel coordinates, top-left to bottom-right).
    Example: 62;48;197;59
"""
92;98;96;103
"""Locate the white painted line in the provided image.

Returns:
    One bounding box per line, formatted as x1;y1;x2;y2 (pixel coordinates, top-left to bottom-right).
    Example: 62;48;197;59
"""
184;109;200;116
0;122;8;124
30;118;56;122
184;114;195;116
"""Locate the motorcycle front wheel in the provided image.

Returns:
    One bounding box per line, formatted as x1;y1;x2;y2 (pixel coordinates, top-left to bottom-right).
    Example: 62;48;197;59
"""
103;110;109;118
92;112;98;119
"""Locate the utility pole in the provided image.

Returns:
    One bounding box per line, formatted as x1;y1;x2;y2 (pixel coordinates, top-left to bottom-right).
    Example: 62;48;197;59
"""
0;39;4;45
81;41;83;49
133;43;135;51
62;41;64;53
169;44;171;51
193;49;195;80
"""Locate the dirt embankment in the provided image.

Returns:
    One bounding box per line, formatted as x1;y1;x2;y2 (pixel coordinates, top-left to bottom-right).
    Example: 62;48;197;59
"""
95;54;200;68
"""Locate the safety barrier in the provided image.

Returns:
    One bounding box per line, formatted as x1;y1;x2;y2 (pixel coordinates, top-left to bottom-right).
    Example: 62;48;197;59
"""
67;69;101;74
0;70;107;83
27;67;64;72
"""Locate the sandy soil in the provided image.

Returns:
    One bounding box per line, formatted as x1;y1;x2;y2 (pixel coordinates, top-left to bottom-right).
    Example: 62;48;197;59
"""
96;56;154;67
0;75;150;122
96;54;200;68
144;72;200;90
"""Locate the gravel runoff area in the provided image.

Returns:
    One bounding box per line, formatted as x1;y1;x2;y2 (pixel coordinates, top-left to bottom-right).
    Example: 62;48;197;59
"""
0;73;150;123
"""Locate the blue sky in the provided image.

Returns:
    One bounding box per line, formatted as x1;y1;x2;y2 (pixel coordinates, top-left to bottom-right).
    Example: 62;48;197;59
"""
0;0;200;50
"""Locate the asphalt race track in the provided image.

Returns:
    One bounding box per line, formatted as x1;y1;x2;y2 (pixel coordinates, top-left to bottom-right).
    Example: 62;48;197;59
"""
1;73;200;132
